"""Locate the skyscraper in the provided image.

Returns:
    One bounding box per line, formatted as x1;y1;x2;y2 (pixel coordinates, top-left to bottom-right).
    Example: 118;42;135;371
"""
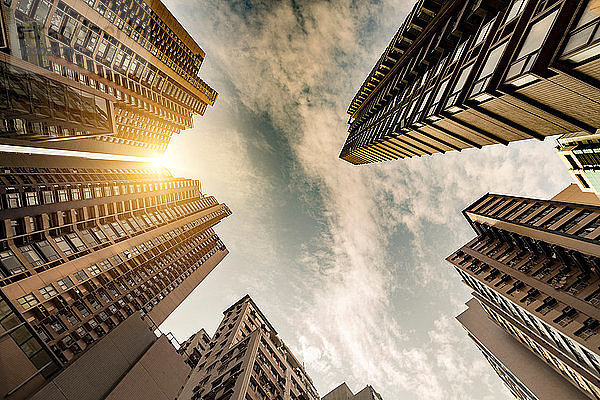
447;184;600;399
457;298;589;400
0;151;231;399
0;0;217;157
177;295;320;400
341;0;600;165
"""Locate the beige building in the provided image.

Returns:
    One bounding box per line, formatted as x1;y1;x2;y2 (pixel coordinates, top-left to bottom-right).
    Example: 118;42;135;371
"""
177;295;320;400
0;152;231;399
448;184;600;399
341;0;600;165
178;328;212;368
322;383;383;400
0;0;217;156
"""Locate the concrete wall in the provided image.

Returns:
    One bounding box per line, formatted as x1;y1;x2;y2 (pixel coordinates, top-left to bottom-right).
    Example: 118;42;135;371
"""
104;335;190;400
322;383;354;400
29;313;156;400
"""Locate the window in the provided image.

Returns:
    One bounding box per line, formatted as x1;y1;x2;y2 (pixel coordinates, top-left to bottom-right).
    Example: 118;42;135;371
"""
505;0;526;23
6;193;21;208
87;264;101;276
42;190;54;204
474;20;493;47
66;233;87;252
50;319;66;334
446;65;473;109
102;224;118;240
57;277;75;291
39;284;58;299
57;189;68;202
25;192;39;206
19;245;45;266
0;250;27;275
561;6;600;62
98;259;112;270
79;229;99;246
451;41;467;64
35;240;61;261
83;187;92;199
53;236;75;256
17;293;39;309
75;302;91;319
74;270;89;282
91;227;108;242
471;42;508;97
110;221;126;237
507;9;560;80
71;188;81;200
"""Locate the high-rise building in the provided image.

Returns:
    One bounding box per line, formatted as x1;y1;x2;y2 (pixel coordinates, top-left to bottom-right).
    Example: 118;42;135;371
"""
177;295;320;400
447;184;600;399
178;328;212;368
556;132;600;198
458;298;589;400
322;383;383;400
0;151;231;399
341;0;600;165
0;0;217;157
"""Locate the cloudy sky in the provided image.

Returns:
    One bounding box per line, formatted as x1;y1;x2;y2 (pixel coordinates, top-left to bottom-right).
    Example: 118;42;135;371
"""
158;1;573;399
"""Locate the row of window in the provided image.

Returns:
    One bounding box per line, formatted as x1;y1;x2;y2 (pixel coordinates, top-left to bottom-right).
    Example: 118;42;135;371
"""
456;262;600;382
0;198;224;279
0;180;201;210
28;225;224;361
482;301;600;399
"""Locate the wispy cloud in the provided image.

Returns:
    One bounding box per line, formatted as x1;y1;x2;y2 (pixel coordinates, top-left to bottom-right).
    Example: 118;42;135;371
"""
162;0;572;398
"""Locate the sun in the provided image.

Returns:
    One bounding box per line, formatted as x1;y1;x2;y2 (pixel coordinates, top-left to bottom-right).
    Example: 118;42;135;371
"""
151;155;168;168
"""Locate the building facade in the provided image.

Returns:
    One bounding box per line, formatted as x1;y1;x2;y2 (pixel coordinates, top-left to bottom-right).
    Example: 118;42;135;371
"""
0;0;217;157
322;383;383;400
26;311;192;400
177;295;320;400
458;298;589;400
447;185;600;399
178;328;212;368
557;132;600;198
0;152;231;400
341;0;600;165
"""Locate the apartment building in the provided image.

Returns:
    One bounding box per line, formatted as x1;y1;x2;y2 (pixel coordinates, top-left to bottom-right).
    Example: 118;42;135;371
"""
177;295;320;400
0;0;217;156
179;328;212;368
342;0;600;164
448;184;600;399
0;152;231;399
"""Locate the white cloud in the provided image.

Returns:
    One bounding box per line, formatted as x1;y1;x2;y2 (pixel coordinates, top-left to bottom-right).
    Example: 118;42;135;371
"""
163;0;573;398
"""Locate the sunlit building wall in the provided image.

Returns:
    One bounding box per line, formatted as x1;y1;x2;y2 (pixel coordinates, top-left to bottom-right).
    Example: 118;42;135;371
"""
341;0;600;164
0;152;231;399
0;0;217;157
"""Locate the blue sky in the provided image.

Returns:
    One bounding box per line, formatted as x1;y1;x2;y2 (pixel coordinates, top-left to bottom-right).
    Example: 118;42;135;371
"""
159;1;573;398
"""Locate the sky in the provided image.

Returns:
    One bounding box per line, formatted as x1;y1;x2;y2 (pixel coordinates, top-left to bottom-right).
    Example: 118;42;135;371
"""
158;1;574;399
